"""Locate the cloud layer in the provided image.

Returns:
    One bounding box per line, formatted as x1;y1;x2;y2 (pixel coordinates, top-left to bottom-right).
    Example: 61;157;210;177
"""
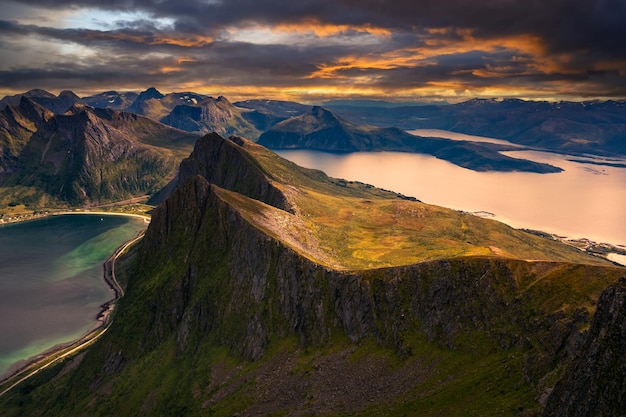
1;0;625;101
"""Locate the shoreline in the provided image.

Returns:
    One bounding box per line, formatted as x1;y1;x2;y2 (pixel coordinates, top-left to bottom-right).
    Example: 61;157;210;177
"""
0;210;151;227
57;210;151;224
0;217;147;394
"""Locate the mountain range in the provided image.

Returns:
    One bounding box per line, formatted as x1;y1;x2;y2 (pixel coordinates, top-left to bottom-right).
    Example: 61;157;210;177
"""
1;132;624;416
4;88;625;175
0;96;199;206
258;106;562;173
325;98;626;157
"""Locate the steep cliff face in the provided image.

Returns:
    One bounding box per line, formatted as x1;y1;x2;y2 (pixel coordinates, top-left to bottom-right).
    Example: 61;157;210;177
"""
139;182;615;366
542;277;626;416
0;97;53;174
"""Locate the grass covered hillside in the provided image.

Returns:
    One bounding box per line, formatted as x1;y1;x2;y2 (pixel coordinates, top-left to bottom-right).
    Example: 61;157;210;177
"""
217;135;606;269
1;134;623;417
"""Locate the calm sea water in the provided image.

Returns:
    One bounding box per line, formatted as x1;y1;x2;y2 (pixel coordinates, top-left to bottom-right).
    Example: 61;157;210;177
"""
276;138;626;247
0;214;146;378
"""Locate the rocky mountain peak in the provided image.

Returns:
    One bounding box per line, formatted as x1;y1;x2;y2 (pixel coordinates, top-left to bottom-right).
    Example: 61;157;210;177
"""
63;102;92;115
199;97;234;123
17;96;54;124
24;89;57;99
138;87;165;101
216;95;231;104
179;132;293;212
310;105;342;124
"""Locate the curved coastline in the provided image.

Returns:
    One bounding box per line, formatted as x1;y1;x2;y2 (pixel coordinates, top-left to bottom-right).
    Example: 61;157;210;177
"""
0;214;148;396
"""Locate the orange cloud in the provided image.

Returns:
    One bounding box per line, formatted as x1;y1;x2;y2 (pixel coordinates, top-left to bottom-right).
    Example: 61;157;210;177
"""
82;31;213;47
307;28;588;82
272;19;392;37
308;51;434;79
150;35;214;47
159;57;198;74
422;28;546;57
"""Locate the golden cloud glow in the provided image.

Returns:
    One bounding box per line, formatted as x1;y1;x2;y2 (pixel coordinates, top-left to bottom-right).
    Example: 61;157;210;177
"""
82;31;213;47
271;19;392;37
151;35;214;47
224;20;390;46
308;51;434;79
306;28;592;83
158;57;198;74
423;28;546;57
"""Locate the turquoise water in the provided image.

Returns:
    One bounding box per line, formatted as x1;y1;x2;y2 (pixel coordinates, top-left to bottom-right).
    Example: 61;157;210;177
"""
0;214;147;378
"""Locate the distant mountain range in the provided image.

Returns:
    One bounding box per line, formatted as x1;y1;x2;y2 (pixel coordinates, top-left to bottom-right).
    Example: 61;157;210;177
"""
2;87;625;204
5;89;625;162
325;98;626;157
258;106;562;173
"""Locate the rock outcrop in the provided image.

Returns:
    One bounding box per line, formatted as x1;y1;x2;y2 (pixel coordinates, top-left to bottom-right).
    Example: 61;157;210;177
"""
178;133;294;212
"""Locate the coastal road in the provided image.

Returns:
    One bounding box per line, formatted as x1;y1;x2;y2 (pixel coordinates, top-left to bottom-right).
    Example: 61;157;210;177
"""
0;232;145;398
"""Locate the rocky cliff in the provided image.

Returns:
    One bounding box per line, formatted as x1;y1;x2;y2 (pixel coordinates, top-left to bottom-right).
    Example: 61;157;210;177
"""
0;97;53;174
542;277;626;416
178;133;293;212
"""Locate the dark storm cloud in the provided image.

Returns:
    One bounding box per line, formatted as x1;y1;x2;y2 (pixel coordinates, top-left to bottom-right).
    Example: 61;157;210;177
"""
14;0;625;53
0;0;625;99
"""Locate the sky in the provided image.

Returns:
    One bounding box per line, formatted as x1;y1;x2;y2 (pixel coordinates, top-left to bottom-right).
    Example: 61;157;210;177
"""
0;0;625;103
